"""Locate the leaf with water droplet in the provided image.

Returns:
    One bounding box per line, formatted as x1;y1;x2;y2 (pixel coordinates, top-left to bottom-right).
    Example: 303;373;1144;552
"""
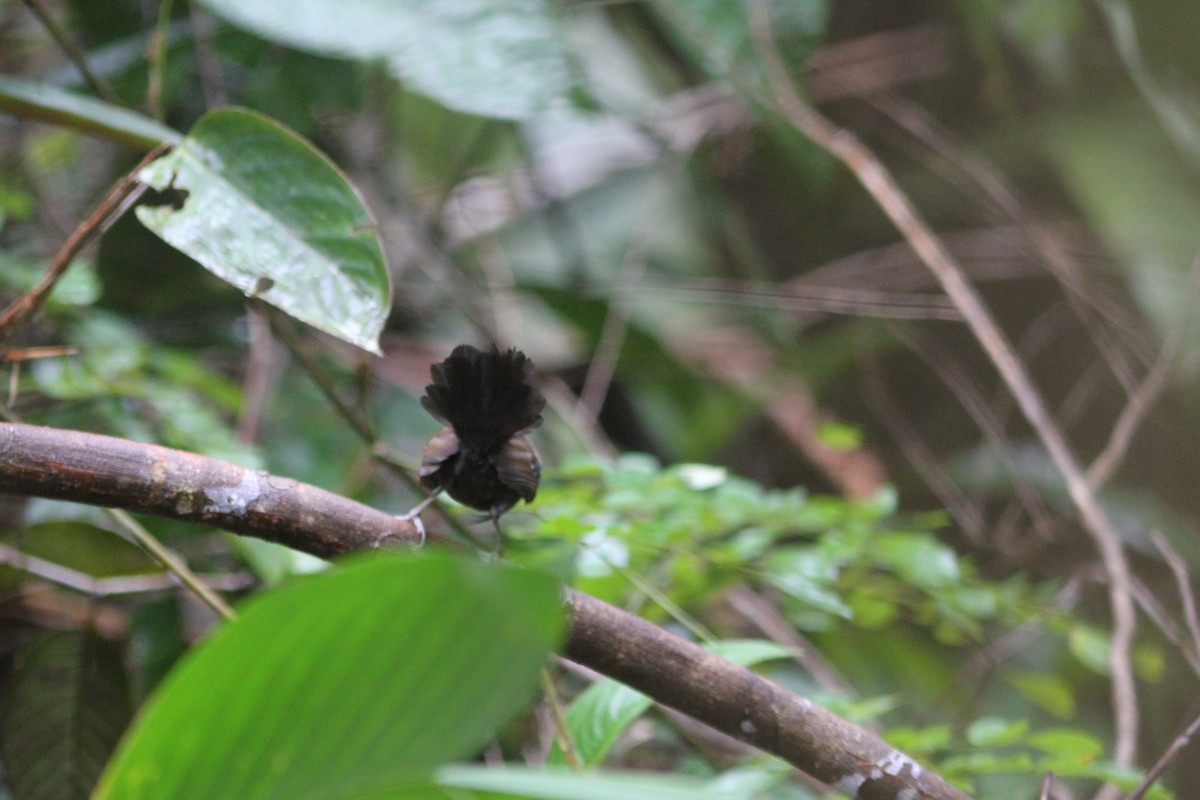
136;108;390;354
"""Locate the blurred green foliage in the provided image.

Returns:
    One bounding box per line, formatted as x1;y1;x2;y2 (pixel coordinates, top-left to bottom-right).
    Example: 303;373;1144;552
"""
3;0;1200;798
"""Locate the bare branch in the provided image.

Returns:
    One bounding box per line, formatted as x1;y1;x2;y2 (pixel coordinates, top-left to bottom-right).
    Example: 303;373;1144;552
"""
0;421;971;800
0;422;422;556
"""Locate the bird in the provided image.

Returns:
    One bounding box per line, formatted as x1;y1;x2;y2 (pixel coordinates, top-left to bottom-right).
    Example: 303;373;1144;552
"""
403;344;545;530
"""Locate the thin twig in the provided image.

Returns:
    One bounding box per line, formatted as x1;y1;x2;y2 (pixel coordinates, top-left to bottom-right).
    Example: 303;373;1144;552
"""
475;239;520;350
19;0;121;104
1151;530;1200;662
577;192;657;423
865;90;1152;388
891;324;1053;538
1120;711;1200;800
236;301;279;442
1;345;79;362
146;0;175;120
1127;572;1200;679
618;565;715;644
726;586;857;697
1039;771;1056;800
539;667;580;768
640;278;961;320
0;542;251;595
747;0;1140;775
106;508;236;621
186;0;228;108
1087;247;1200;489
262;306;377;442
859;345;986;540
0;145;166;344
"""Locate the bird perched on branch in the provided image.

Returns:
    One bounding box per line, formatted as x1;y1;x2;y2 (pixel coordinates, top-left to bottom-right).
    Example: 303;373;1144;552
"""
405;344;545;529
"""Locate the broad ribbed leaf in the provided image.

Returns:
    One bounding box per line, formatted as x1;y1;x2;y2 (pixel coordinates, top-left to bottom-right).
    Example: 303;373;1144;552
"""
1;631;132;800
94;552;564;800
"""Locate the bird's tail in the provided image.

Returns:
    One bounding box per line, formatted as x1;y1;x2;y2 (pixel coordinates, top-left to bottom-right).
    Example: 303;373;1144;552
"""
421;345;545;453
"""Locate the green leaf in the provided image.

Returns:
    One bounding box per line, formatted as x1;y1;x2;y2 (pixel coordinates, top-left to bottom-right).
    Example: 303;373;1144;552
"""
965;716;1028;747
874;533;960;589
827;694;901;724
762;547;853;619
553;639;790;768
1134;642;1166;682
135;108;391;354
0;253;100;309
1028;728;1104;764
198;0;574;120
229;535;329;586
552;680;653;769
885;724;952;755
941;750;1034;774
816;421;862;451
845;588;898;629
1010;671;1076;718
705;639;793;665
0;76;180;149
94;552;564;800
1068;623;1111;675
0;631;132;800
3;521;156;577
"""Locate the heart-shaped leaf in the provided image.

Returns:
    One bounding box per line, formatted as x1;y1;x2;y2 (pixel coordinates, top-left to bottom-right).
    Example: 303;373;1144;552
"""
135;108;390;354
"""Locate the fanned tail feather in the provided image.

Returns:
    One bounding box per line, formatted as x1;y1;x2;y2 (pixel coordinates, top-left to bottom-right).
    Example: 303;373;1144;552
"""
421;345;545;454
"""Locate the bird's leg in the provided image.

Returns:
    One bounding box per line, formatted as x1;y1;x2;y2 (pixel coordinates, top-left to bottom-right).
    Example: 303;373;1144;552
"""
488;512;505;558
396;489;442;521
395;488;445;545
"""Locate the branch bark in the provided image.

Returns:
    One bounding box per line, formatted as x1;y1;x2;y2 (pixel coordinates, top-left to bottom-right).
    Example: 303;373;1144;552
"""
0;422;971;800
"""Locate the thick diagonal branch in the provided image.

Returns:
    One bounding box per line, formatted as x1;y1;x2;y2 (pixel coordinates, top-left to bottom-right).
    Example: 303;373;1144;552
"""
0;422;970;800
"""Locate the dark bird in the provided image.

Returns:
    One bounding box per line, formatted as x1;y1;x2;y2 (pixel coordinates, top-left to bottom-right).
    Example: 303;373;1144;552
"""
409;344;545;527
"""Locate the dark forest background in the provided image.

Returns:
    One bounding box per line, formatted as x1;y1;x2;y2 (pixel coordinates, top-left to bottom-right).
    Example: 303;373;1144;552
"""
2;1;1200;798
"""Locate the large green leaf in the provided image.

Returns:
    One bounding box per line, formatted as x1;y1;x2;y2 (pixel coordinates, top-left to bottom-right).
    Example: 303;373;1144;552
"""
0;631;132;800
0;76;179;149
94;552;564;800
135;108;391;354
198;0;573;120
